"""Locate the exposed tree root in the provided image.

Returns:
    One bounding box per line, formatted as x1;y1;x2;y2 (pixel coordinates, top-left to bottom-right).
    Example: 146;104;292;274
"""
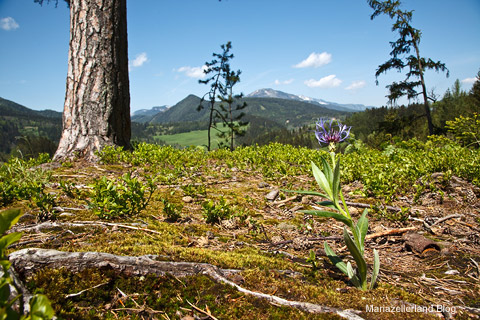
9;248;365;320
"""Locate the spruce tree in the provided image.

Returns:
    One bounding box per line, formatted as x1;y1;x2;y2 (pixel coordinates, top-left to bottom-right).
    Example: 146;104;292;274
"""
199;42;248;151
368;0;449;135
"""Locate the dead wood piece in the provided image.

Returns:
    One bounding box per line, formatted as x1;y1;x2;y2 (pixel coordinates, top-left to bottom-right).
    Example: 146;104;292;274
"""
158;179;238;189
274;196;299;205
77;221;162;235
8;230;78;249
430;214;463;226
9;248;365;320
470;258;480;277
457;220;480;232
344;201;401;212
403;233;441;255
365;227;416;241
8;267;33;314
65;282;109;298
11;221;162;236
186;300;219;320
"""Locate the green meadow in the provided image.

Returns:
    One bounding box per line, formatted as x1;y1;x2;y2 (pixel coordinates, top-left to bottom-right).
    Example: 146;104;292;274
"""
155;123;242;148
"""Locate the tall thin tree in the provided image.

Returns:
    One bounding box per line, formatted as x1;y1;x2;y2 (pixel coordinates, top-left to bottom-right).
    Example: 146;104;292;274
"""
199;42;247;151
216;61;248;151
368;0;449;135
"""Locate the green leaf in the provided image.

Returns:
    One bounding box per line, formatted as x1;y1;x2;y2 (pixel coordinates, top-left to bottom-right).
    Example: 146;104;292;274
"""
323;242;348;275
319;157;333;184
300;210;353;228
29;294;55;319
346;262;362;288
370;249;380;290
316;201;337;210
340;192;351;219
0;232;22;256
0;282;11;303
346;261;354;279
0;209;22;235
281;189;330;199
311;161;332;199
343;227;367;290
0;260;12;272
355;209;369;253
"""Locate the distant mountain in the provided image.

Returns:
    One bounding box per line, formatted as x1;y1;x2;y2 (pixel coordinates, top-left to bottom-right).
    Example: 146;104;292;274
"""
144;94;348;128
131;105;169;123
247;88;373;112
0;97;62;119
149;95;209;124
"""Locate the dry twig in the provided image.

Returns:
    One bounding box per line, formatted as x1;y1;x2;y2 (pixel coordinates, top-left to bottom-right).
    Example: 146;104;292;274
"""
65;282;109;298
186;300;219;320
365;227;416;240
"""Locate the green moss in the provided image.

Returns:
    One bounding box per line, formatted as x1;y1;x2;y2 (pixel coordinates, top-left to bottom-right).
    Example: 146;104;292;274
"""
29;268;341;320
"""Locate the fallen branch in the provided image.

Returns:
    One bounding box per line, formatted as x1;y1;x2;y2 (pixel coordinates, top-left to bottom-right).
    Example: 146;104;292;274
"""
9;248;364;320
10;221;162;236
158;179;239;189
274;196;299;206
365;227;416;241
430;214;463;226
344;201;401;212
8;230;76;249
76;221;163;235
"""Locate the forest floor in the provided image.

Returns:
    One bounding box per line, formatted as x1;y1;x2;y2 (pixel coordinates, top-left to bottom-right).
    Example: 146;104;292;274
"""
6;157;480;320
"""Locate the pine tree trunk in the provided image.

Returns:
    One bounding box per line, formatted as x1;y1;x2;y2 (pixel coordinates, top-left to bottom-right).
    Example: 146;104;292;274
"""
54;0;131;162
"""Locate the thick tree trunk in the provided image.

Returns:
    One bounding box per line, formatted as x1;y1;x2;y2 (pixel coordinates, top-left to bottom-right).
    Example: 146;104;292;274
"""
54;0;131;162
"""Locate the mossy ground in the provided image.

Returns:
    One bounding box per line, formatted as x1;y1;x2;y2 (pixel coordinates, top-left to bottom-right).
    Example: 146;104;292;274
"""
4;143;480;319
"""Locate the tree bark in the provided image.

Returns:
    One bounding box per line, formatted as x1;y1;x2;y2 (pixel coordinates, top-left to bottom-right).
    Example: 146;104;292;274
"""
412;39;434;136
54;0;131;162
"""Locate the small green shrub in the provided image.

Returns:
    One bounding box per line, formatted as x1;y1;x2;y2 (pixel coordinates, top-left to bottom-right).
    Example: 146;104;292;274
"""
89;173;155;219
446;113;480;148
59;180;77;198
161;198;183;221
34;190;57;221
181;184;207;197
0;208;55;319
0;156;51;207
202;197;232;224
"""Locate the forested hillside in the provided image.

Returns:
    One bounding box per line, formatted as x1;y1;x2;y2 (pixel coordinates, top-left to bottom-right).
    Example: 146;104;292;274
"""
0;97;62;160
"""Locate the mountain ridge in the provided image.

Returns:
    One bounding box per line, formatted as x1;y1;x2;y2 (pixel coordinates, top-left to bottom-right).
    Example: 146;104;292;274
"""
140;94;348;127
246;88;374;112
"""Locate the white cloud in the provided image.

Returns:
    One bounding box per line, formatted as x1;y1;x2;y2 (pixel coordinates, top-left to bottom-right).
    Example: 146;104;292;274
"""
304;75;342;88
461;77;476;84
0;17;19;31
132;52;148;67
294;52;332;68
274;79;294;85
176;65;208;79
345;80;367;90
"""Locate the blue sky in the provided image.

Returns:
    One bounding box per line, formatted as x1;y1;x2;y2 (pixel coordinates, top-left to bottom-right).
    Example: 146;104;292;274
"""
1;0;479;113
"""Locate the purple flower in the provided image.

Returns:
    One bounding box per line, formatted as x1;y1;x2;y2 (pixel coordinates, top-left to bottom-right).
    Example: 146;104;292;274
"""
315;119;351;145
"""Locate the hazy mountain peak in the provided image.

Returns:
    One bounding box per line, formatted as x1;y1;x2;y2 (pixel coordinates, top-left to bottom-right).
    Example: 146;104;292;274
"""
132;105;169;117
247;88;372;112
